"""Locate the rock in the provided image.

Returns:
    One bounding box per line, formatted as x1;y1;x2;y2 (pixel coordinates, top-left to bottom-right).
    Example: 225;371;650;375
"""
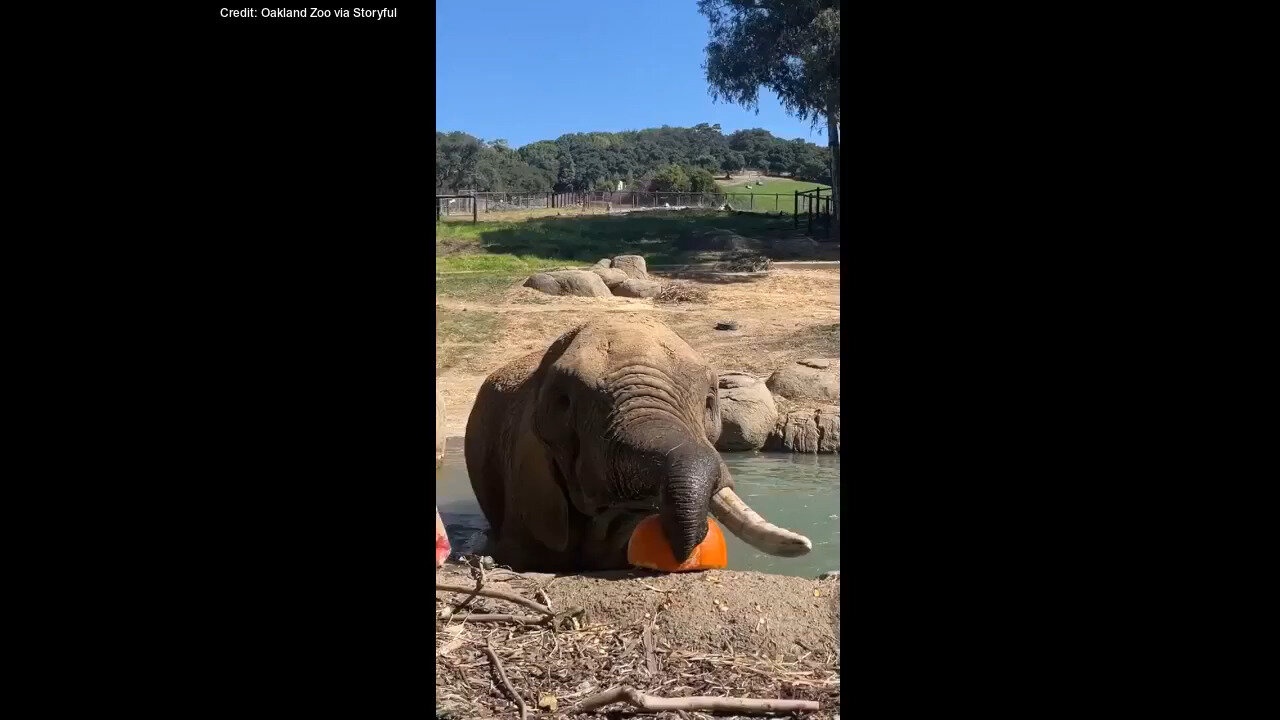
612;255;648;279
592;258;612;269
716;373;778;451
766;362;840;404
765;405;840;453
611;278;662;298
798;358;831;369
523;270;612;297
523;273;560;294
818;570;840;580
436;385;446;468
816;405;840;453
591;267;628;288
715;321;738;331
766;409;821;453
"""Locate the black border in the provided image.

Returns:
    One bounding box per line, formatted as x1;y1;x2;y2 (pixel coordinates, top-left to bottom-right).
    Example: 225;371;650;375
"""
95;4;1191;715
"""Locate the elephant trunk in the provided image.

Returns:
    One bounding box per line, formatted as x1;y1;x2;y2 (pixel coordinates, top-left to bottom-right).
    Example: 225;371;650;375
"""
657;443;722;563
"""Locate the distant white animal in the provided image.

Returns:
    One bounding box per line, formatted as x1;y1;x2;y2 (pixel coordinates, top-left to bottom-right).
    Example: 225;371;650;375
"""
663;202;671;208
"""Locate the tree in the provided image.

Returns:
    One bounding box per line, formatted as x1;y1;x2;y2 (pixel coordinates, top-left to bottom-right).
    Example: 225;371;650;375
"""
699;0;840;238
434;124;829;195
720;151;744;178
689;167;720;193
694;154;719;172
650;164;691;192
435;131;484;192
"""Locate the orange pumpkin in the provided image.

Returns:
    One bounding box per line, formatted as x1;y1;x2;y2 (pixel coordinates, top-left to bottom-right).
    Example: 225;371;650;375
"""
627;515;727;572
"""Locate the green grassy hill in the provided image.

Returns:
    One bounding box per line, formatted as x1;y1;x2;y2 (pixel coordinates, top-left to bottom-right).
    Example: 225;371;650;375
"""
719;176;829;196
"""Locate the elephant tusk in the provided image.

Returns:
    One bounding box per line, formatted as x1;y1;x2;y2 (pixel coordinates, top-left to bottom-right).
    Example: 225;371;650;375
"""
710;487;813;558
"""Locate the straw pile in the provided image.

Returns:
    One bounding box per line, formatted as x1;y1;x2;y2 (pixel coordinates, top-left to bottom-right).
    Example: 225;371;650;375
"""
435;563;840;719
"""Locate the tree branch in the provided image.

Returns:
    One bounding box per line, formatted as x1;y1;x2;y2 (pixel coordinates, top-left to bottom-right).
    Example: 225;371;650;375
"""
436;581;553;616
458;613;545;625
483;642;528;720
564;685;819;715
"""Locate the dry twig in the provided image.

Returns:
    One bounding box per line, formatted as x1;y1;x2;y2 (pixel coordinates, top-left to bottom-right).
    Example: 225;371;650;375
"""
458;614;546;625
436;581;553;616
564;685;819;715
483;641;528;720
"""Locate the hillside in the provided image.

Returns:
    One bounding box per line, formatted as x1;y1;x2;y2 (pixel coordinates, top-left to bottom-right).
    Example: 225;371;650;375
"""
437;124;834;195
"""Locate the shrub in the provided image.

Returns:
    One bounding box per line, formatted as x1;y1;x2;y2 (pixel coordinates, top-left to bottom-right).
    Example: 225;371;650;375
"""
650;164;690;192
689;168;721;193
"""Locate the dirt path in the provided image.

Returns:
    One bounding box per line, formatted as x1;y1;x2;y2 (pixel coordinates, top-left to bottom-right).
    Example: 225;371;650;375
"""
435;563;840;719
436;268;840;438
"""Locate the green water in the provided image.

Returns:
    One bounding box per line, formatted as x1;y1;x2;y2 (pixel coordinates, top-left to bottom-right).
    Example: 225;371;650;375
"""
436;441;839;578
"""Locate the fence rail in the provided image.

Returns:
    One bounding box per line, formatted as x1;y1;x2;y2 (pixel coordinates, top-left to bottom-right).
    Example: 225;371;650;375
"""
437;189;836;240
795;187;834;240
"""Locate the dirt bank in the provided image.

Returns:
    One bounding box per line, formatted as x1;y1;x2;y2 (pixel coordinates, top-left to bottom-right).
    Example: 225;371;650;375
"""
437;267;839;438
435;562;840;719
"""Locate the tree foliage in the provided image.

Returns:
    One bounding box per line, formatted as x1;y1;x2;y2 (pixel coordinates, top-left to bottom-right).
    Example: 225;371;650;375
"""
650;164;691;193
689;168;721;193
699;0;839;128
699;0;840;234
434;124;828;194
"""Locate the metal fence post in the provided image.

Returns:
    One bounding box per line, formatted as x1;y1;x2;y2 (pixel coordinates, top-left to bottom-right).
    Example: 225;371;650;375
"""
472;194;478;223
794;191;799;225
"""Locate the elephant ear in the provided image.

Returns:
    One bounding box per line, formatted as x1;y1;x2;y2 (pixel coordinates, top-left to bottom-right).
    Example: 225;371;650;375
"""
509;422;570;553
704;371;722;445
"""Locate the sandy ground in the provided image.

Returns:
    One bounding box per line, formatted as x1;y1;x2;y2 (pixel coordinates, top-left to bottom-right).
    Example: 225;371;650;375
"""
436;267;840;438
435;562;840;719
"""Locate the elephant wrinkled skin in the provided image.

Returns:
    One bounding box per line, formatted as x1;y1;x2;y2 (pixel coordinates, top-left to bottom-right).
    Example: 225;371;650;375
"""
465;317;811;571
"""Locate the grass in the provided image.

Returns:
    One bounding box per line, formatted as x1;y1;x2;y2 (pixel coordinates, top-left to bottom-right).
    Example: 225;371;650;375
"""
437;308;499;342
436;308;503;371
436;209;803;274
719;176;830;197
436;273;528;300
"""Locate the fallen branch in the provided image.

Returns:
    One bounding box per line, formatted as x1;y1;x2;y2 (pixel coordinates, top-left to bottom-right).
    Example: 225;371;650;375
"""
436;581;553;616
483;641;528;720
564;685;818;715
459;613;545;625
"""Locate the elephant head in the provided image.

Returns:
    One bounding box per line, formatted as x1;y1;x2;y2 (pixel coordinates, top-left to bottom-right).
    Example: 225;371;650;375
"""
485;316;810;567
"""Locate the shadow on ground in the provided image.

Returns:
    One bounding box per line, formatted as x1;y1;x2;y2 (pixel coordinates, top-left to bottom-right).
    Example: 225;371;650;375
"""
473;210;837;265
653;271;769;284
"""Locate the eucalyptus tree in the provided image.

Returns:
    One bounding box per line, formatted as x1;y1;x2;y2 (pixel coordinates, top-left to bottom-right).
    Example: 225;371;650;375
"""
699;0;840;236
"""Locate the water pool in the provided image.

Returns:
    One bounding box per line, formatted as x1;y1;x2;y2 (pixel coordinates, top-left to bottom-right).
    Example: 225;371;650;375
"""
436;441;839;578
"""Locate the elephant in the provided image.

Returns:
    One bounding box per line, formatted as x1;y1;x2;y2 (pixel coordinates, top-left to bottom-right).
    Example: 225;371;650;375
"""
464;316;811;571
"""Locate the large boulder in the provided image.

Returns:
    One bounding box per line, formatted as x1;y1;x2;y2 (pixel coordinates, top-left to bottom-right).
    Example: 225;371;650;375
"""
591;267;629;288
715;373;778;451
523;270;612;297
612;255;648;279
766;360;839;404
436;385;447;468
523;273;561;294
611;278;662;298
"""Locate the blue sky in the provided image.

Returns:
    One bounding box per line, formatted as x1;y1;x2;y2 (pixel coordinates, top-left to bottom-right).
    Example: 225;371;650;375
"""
436;0;829;149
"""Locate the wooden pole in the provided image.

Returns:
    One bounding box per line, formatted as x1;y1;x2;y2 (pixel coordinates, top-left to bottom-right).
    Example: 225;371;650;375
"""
472;194;477;223
794;190;799;225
